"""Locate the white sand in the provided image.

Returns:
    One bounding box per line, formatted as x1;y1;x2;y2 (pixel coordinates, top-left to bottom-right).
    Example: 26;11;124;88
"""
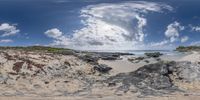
99;56;158;75
178;51;200;62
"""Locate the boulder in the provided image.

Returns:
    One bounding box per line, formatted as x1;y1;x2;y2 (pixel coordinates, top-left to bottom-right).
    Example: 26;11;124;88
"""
79;54;99;64
94;64;112;73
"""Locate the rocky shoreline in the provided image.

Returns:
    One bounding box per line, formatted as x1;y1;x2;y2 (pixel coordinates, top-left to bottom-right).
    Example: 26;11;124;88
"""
0;46;199;99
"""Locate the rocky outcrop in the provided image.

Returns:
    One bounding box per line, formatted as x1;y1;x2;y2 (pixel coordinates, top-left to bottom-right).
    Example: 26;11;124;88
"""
144;52;163;58
94;64;112;73
0;48;200;97
106;61;200;95
106;61;177;95
78;54;99;64
128;57;145;63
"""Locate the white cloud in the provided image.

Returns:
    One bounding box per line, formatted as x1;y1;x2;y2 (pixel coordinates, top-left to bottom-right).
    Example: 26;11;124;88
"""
150;40;169;47
165;21;184;43
181;36;189;43
0;39;13;43
44;28;71;46
45;28;63;38
190;41;200;46
191;26;200;32
0;23;20;37
46;1;172;50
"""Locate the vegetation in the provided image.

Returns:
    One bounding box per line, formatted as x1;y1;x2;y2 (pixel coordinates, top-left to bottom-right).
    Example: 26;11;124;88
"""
176;46;200;52
0;46;75;55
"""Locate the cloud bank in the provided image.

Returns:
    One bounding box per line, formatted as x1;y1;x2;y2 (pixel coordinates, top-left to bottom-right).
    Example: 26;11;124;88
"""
46;1;172;50
0;39;13;43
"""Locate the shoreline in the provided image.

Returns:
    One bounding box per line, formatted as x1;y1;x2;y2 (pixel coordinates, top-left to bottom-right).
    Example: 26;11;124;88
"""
0;47;200;99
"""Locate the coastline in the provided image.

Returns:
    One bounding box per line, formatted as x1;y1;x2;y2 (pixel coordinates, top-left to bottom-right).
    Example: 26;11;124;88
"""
0;46;200;99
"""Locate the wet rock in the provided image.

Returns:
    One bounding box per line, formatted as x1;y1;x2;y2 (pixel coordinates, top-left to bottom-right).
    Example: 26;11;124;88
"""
145;52;163;58
94;64;112;73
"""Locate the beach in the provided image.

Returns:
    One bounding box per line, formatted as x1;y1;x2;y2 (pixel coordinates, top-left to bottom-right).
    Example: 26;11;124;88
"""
0;47;200;100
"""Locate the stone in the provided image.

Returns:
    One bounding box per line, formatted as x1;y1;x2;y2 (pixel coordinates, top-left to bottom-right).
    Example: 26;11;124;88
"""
79;54;99;64
144;52;163;58
94;64;112;73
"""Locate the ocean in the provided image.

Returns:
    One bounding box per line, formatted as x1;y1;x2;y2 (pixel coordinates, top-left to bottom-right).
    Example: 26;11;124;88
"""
90;50;186;56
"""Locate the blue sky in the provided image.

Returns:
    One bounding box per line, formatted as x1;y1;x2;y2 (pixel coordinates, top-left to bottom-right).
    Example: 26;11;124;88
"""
0;0;200;50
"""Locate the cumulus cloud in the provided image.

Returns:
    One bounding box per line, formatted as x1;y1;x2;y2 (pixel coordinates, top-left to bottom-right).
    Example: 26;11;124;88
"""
0;39;13;43
181;36;189;43
165;21;184;43
46;1;172;50
45;28;63;38
0;23;20;37
44;28;70;46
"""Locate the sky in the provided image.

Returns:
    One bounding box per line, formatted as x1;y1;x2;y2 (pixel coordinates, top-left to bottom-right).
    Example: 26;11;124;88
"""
0;0;200;50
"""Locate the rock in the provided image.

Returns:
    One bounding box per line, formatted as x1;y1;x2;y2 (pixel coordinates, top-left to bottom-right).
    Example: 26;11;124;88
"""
95;52;133;60
144;52;163;58
175;61;200;82
128;57;145;63
101;56;118;60
99;53;120;60
13;62;24;73
107;61;177;95
0;74;8;84
94;64;112;73
108;82;116;87
144;60;149;63
79;54;99;64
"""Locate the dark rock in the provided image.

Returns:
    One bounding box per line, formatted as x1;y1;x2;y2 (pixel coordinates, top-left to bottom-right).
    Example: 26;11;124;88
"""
108;82;116;87
64;61;71;66
128;57;145;63
106;61;177;95
94;64;112;73
145;52;163;58
135;57;145;60
44;81;49;84
13;62;24;73
99;53;120;60
144;60;149;63
101;56;118;60
79;54;99;64
156;58;161;61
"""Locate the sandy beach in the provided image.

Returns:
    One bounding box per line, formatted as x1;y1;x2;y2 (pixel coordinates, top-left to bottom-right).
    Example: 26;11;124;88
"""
0;47;200;100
